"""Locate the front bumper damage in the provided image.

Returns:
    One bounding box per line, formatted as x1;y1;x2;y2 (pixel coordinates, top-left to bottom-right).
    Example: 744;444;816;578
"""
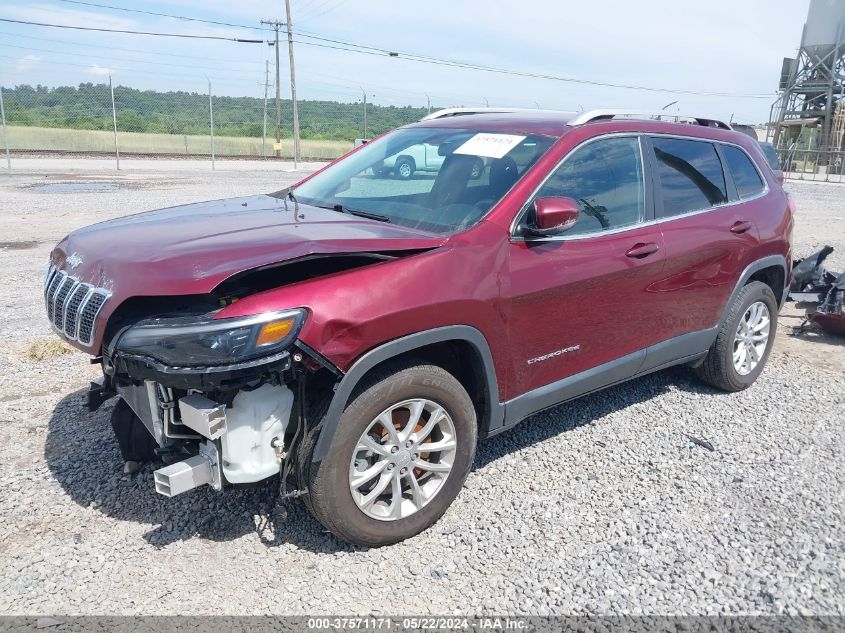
89;345;321;498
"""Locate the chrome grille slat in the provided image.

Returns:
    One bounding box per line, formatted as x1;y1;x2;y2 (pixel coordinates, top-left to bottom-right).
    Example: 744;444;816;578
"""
43;267;110;348
59;280;80;332
43;264;57;298
64;284;92;340
49;272;69;325
78;290;108;346
45;272;62;321
53;278;75;331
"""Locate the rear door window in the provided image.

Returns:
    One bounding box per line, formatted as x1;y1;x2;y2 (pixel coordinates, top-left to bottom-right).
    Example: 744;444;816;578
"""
723;145;766;199
651;137;727;218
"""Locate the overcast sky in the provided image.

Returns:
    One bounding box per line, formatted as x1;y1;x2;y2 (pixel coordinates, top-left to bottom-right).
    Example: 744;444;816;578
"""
0;0;811;123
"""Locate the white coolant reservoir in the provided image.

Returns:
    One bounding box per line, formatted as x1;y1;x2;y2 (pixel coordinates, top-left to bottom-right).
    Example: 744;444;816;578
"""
221;383;294;484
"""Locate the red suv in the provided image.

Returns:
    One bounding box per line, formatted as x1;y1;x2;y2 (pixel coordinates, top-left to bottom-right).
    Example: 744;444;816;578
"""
45;109;792;546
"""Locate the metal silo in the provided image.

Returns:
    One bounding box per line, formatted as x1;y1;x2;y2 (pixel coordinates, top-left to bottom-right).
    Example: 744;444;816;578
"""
804;0;845;57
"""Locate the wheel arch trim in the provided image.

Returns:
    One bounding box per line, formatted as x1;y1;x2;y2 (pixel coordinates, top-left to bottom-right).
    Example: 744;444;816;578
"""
311;325;503;462
720;255;789;329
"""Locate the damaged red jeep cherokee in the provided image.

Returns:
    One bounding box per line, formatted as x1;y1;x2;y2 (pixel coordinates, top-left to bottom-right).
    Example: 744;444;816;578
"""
45;109;793;546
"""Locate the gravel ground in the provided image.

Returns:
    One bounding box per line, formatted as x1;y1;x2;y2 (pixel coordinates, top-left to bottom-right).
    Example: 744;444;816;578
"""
0;162;843;616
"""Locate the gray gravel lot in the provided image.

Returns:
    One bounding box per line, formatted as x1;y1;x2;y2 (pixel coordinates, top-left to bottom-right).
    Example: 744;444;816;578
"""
0;162;843;616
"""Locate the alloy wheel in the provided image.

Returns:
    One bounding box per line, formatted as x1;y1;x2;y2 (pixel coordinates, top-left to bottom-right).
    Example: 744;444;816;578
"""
348;398;457;521
733;300;770;375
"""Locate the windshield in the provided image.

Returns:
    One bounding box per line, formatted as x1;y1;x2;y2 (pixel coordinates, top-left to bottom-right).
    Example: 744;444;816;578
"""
292;127;556;234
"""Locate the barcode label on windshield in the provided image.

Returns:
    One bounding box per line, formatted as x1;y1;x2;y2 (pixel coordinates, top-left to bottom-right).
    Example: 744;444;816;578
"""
453;133;526;159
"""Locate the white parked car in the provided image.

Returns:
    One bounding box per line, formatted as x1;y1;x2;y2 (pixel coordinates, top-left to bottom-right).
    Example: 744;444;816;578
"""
378;142;484;180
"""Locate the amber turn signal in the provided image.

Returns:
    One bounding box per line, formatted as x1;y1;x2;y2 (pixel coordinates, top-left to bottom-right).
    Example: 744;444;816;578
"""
256;318;295;346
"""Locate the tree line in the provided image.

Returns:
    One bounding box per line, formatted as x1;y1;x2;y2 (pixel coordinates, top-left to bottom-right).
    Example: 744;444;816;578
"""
2;83;433;141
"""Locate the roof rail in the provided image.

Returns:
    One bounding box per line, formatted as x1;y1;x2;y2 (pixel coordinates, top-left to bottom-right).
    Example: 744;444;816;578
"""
568;109;732;130
421;107;572;121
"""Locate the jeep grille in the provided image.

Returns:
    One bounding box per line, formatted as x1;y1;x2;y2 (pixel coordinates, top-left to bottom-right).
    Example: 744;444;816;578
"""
44;265;110;347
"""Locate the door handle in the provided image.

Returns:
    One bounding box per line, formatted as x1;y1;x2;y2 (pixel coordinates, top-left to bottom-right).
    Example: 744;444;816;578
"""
625;242;660;259
730;220;753;234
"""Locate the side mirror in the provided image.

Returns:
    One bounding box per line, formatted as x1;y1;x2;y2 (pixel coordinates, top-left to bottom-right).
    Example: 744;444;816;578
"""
529;196;580;236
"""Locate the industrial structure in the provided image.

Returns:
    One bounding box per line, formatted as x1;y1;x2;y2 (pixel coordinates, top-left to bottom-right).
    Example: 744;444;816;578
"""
769;0;845;173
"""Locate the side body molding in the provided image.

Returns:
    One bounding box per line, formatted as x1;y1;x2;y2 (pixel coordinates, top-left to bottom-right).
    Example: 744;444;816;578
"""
311;325;504;462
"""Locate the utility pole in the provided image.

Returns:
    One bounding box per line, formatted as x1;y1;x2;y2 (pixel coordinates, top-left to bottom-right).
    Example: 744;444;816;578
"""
284;0;301;167
206;75;215;170
262;59;270;157
1;85;12;170
425;93;431;115
361;87;368;138
108;75;120;170
261;19;283;158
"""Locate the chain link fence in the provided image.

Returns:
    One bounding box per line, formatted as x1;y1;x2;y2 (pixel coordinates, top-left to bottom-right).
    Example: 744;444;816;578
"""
9;79;840;183
0;79;432;167
773;147;845;184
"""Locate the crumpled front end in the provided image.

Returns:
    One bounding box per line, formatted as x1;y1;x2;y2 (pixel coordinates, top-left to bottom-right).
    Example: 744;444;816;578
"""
93;304;319;498
42;195;445;500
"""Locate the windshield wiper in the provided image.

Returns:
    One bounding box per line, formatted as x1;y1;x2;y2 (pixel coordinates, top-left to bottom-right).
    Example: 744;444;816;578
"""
326;204;391;223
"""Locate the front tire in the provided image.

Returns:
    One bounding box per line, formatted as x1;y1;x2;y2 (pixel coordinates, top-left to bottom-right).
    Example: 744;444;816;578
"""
394;157;415;180
305;363;477;546
694;281;777;392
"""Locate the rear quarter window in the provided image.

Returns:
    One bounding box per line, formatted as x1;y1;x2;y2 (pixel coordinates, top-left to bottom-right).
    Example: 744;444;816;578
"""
759;143;781;171
723;145;766;199
651;137;728;218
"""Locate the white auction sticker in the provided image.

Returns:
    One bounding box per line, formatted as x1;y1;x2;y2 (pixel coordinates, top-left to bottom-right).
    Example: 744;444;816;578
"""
453;133;526;159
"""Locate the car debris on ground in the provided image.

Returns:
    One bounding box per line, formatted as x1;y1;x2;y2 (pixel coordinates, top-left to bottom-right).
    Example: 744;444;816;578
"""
789;245;845;337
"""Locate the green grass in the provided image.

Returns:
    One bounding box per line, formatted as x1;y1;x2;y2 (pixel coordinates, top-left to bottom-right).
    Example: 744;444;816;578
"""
6;126;352;160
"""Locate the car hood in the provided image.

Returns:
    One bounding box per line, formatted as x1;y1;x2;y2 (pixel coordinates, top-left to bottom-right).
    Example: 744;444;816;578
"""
51;194;447;297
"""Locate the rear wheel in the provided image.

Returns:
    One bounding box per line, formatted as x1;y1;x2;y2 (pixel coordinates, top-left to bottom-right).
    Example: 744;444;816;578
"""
694;281;777;392
305;363;476;546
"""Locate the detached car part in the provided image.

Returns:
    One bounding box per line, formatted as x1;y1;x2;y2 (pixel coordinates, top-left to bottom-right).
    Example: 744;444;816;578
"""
789;246;845;337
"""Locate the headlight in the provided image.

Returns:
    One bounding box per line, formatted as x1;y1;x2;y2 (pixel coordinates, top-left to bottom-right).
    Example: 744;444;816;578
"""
116;309;305;367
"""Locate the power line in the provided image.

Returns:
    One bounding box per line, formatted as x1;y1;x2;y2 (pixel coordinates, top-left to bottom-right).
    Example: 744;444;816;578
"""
0;18;263;43
293;0;320;18
297;0;349;22
0;54;260;84
54;0;266;31
0;43;263;76
0;29;258;64
2;16;774;99
289;33;773;99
